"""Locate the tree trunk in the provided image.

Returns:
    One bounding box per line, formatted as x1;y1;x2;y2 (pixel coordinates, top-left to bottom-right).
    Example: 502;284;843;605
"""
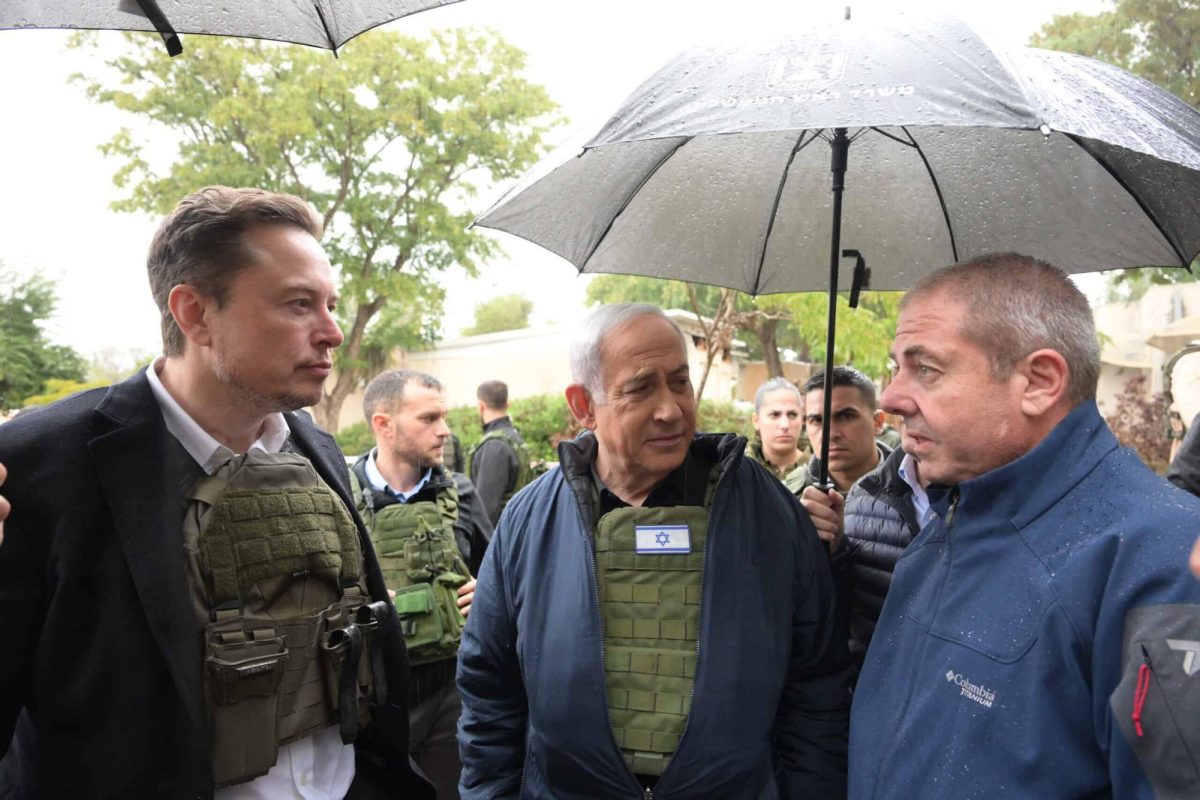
692;287;734;402
758;317;783;378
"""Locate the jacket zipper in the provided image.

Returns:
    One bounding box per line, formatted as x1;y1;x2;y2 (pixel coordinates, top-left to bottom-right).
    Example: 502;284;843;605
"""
943;488;960;529
575;497;645;797
653;462;731;796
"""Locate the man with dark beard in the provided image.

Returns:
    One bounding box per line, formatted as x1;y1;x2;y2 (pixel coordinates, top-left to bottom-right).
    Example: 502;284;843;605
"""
350;369;492;799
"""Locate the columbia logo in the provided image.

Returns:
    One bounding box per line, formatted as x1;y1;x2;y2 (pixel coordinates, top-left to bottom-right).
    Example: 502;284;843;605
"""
944;668;997;709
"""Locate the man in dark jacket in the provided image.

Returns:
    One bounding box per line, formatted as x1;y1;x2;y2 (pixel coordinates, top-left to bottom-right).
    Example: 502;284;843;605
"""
850;253;1200;799
839;445;931;675
468;380;530;526
351;368;492;800
458;303;851;800
0;187;431;799
1167;411;1200;497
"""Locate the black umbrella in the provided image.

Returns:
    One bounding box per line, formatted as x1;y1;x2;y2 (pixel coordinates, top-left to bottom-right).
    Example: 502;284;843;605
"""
1;0;462;56
476;11;1200;490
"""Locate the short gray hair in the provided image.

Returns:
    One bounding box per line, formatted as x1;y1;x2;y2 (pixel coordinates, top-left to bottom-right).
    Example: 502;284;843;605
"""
903;253;1100;406
363;369;443;422
570;303;687;402
753;377;802;412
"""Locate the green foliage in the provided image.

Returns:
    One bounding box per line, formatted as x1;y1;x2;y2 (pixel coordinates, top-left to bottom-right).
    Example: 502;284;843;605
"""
72;28;562;427
461;294;534;336
22;378;110;408
1032;0;1200;297
334;421;375;459
586;273;900;380
0;268;87;410
448;394;576;462
782;291;902;380
696;400;755;439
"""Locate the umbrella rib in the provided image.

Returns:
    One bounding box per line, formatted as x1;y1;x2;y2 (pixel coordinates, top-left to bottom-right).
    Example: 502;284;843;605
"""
579;137;692;268
751;130;824;295
869;126;918;149
313;1;338;55
1063;135;1190;268
900;126;959;263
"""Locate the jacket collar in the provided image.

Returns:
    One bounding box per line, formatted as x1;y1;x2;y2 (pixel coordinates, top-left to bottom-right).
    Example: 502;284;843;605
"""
928;400;1117;528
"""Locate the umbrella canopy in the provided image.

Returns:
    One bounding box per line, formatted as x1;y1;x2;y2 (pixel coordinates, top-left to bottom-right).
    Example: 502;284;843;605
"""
2;0;461;56
476;11;1200;489
477;13;1200;294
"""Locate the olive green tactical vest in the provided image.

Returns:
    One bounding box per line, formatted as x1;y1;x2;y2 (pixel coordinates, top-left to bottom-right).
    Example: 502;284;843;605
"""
595;504;709;777
185;451;385;788
352;473;470;665
469;426;534;512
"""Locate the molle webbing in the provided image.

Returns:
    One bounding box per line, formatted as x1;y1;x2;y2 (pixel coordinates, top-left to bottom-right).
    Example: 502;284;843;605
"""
198;485;362;606
356;477;470;665
190;451;378;788
595;505;709;777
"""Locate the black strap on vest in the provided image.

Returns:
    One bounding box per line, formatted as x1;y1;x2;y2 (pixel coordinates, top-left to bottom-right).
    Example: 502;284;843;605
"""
327;625;364;745
356;600;390;707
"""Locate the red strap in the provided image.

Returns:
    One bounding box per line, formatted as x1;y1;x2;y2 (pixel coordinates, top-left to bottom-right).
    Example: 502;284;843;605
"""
1132;662;1152;738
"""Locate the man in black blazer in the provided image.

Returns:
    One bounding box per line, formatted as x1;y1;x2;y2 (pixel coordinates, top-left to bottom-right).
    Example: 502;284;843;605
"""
0;186;433;799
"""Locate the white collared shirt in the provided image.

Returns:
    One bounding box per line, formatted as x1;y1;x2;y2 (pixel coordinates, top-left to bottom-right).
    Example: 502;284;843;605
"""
147;359;355;800
364;448;431;502
898;451;937;529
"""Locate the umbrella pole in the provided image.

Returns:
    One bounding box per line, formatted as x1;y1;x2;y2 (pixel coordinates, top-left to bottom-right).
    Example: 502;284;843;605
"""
816;128;850;493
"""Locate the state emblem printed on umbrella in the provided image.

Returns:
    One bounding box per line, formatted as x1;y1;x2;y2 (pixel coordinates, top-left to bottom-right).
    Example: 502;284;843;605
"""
766;45;851;91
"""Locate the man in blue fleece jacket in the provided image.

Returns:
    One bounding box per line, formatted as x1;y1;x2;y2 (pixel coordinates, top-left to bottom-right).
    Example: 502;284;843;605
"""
849;253;1200;799
458;303;851;799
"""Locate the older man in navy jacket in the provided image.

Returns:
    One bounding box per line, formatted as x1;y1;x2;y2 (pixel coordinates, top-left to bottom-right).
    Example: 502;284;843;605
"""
458;303;851;800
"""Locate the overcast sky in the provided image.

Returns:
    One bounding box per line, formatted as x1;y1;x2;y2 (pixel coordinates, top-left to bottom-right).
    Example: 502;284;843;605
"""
0;0;1108;367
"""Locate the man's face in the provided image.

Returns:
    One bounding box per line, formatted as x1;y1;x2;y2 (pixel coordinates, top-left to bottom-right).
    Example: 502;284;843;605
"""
753;389;804;457
204;224;343;413
880;291;1029;485
804;385;881;485
380;383;451;470
589;314;697;484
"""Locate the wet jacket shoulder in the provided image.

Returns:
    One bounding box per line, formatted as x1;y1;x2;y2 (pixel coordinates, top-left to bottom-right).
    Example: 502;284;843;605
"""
458;431;851;800
841;446;919;672
849;401;1200;799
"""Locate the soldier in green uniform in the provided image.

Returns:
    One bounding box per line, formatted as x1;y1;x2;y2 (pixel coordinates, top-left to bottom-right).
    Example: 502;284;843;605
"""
458;304;850;799
746;376;810;494
351;369;492;799
0;187;431;798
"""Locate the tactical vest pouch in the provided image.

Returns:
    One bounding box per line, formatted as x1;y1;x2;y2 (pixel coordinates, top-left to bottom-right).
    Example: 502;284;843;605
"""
206;619;290;787
391;571;469;664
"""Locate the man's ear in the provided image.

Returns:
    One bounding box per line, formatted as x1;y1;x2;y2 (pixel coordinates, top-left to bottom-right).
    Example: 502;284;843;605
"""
1018;348;1070;418
873;409;885;434
370;411;393;440
565;384;597;429
167;284;214;348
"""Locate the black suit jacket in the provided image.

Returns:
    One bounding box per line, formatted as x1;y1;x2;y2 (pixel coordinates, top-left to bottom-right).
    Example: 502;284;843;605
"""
0;371;433;799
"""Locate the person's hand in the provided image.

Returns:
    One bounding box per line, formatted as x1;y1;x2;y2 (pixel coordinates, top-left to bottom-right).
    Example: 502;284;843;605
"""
800;484;844;553
0;462;9;548
457;578;477;618
1190;537;1200;580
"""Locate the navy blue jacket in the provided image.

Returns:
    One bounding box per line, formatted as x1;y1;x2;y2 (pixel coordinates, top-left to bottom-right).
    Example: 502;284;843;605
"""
849;402;1200;799
458;432;851;799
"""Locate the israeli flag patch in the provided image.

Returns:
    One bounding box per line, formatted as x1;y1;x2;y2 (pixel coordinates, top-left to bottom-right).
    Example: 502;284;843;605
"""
635;524;691;554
